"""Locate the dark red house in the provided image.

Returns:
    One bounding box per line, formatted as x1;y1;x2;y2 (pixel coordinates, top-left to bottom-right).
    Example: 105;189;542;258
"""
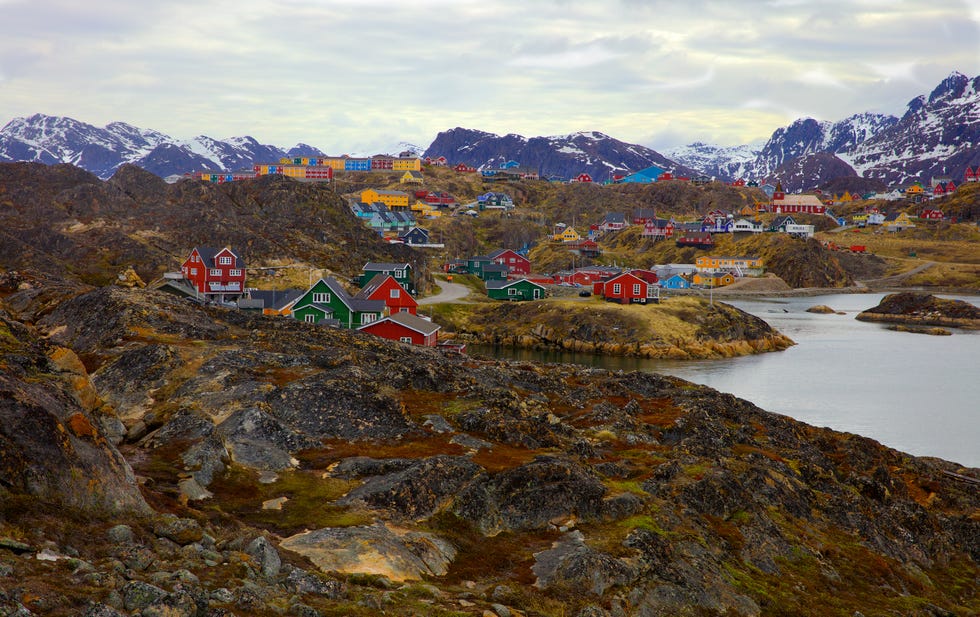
357;312;440;346
488;249;531;276
592;272;658;304
920;208;944;220
180;246;246;302
573;173;593;183
675;231;715;249
355;274;418;315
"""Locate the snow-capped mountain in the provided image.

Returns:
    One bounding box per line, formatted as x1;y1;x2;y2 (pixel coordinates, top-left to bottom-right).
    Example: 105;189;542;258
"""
423;128;696;181
662;141;763;182
0;115;297;179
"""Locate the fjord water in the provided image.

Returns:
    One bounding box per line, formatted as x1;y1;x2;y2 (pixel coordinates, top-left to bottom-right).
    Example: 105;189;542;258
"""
473;293;980;468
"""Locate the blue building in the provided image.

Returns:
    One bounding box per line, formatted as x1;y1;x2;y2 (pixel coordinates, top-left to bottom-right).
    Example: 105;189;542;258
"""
620;165;666;184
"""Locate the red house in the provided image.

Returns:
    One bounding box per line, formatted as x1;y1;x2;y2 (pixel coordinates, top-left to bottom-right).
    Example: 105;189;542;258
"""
675;231;714;248
629;269;659;285
573;173;593;183
357;312;440;346
965;167;976;183
488;249;531;276
642;218;674;239
658;172;675;182
920;208;944;220
593;272;658;305
454;163;477;173
355;274;418;315
180;246;246;302
731;178;746;187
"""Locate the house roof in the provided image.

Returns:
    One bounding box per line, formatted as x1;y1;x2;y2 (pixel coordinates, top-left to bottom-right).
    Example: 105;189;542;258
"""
193;246;242;268
359;312;441;336
773;194;824;206
602;212;626;224
245;288;304;310
485;278;545;290
487;248;526;260
482;264;509;273
313;277;386;313
363;262;412;271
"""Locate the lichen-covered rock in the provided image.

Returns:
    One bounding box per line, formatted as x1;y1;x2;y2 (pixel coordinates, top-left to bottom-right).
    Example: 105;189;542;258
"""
153;514;204;546
532;531;636;596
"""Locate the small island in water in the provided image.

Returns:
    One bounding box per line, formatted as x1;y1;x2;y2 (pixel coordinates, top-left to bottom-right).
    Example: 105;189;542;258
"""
856;291;980;329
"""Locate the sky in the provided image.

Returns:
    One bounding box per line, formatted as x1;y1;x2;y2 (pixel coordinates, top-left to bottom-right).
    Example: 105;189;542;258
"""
2;0;980;154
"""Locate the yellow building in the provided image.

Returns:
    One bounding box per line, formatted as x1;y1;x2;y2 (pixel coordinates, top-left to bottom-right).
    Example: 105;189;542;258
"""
392;157;422;171
401;170;424;184
360;188;410;210
553;227;582;243
695;256;763;270
693;272;735;287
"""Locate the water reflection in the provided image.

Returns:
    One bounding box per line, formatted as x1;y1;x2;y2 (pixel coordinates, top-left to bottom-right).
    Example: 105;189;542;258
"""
471;293;980;467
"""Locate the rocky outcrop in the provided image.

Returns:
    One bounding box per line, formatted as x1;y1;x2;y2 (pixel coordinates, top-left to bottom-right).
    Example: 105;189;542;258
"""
856;292;980;328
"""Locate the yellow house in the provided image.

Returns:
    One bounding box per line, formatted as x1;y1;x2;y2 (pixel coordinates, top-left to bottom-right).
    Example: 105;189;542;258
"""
401;170;424;184
392;157;422;171
320;157;348;172
884;212;916;232
695;256;763;270
411;201;441;217
738;204;757;217
693;272;735;287
553;227;581;243
359;188;410;210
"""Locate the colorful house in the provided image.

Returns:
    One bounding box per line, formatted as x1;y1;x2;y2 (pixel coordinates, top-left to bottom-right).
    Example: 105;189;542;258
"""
466;256;492;277
598;212;628;232
399;227;431;246
477;192;515;210
552;225;582;243
359;188;410;210
965;166;977;183
355;274;418;315
454;163;477;173
695;256;763;271
619;165;665;184
904;183;926;203
593;272;659;304
919;208;944;220
675;231;714;249
292;277;385;328
238;288;304;316
769;183;827;214
360;262;413;292
486;278;545;301
641;218;674;239
401;170;424;184
572;173;594;183
480;264;509;281
358;312;440;346
661;274;692;289
180;246;246;302
732;218;763;233
883;212;916;232
632;208;657;225
693;272;736;287
488;249;531;276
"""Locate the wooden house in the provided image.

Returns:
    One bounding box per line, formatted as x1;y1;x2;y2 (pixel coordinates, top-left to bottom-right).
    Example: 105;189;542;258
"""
480;264;509;282
292;277;385;329
554;266;622;286
359;188;410;210
661;274;692;289
399;227;431;246
621;165;665;184
488;249;531;276
356;274;418;315
572;173;593;183
180;246;246;302
641;218;674;239
358;312;440;346
466;256;492;277
478;192;515;210
675;231;714;249
732;218;763;233
486;278;545;301
632;208;657;225
883;212;916;232
599;212;628;232
401;170;424;185
360;262;413;293
454;163;477;173
552;225;582;243
593;272;658;304
965;166;977;183
919;208;944;220
568;239;601;258
701;213;734;233
238;288;303;316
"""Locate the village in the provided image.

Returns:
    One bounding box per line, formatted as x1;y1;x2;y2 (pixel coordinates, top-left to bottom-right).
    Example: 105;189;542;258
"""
162;153;980;349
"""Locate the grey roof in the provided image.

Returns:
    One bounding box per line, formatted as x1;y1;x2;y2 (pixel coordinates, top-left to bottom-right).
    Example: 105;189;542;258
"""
245;288;303;310
602;212;626;224
482;264;509;272
360;312;440;336
486;278;544;290
354;273;406;300
363;262;412;271
194;246;242;269
322;277;386;313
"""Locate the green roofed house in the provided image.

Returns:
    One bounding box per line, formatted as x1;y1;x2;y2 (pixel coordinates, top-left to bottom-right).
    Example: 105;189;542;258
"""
486;278;546;301
292;277;385;329
360;262;413;293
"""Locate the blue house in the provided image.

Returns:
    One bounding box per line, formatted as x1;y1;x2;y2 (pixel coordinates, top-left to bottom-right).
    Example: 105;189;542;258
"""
661;274;692;289
500;160;520;169
398;226;430;246
621;165;666;184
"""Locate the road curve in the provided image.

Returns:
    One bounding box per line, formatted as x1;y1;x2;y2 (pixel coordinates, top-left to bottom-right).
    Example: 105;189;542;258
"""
419;279;474;305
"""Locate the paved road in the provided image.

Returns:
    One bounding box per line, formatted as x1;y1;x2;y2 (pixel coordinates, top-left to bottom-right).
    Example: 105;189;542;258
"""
419;279;473;305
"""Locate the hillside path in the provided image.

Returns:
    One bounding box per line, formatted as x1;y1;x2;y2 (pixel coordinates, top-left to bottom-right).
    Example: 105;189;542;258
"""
419;279;473;305
857;260;936;288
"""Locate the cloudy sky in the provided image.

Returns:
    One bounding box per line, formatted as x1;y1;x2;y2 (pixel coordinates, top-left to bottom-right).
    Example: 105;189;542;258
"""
2;0;979;153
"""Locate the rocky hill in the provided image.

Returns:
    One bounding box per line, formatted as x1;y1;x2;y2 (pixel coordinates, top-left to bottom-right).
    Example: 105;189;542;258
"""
0;273;976;616
0;161;425;288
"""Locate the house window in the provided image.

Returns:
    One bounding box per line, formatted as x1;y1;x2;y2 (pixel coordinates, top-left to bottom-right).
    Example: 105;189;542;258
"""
361;313;377;324
612;283;621;295
304;314;315;323
219;256;232;265
390;289;400;298
210;269;221;276
189;268;197;276
633;284;641;295
508;288;516;295
313;292;330;303
229;269;242;277
400;307;410;313
394;269;405;278
399;336;413;344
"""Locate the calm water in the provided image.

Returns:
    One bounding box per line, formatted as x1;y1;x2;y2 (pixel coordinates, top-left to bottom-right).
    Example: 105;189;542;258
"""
471;293;980;468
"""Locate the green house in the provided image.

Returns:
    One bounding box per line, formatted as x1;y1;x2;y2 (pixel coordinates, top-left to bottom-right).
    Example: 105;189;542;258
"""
360;262;413;293
480;264;509;281
466;256;491;277
292;277;385;329
486;278;545;301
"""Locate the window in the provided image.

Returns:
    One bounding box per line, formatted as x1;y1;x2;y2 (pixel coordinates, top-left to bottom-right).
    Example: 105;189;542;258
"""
189;267;196;276
394;269;405;278
304;314;316;323
390;289;400;298
612;283;621;295
210;269;221;277
399;307;410;313
508;288;516;295
229;269;242;277
312;292;330;304
361;313;377;324
399;337;413;344
633;284;641;295
219;256;232;265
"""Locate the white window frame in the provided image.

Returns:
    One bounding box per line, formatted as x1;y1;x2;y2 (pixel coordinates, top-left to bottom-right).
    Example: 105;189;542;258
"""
390;289;400;298
612;283;621;295
508;288;517;295
190;268;197;275
312;292;331;303
361;313;377;324
218;256;232;265
394;269;405;278
209;268;221;276
633;283;641;295
304;314;316;323
399;336;413;344
229;269;242;277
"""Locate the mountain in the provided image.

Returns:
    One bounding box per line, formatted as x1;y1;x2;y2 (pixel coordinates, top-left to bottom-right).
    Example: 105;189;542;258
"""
768;152;857;193
0;114;296;179
662;141;762;182
423;128;698;181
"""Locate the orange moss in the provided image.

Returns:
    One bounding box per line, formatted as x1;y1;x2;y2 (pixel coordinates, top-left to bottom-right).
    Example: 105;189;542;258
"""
66;412;98;439
296;436;466;469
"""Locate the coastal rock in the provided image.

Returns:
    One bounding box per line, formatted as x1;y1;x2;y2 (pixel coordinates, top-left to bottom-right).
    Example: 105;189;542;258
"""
856;292;980;328
806;304;836;314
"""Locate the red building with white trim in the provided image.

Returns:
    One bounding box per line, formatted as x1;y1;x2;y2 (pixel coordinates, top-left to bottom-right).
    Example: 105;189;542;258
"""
592;272;658;304
355;274;418;315
358;312;440;346
488;249;531;276
180;247;246;302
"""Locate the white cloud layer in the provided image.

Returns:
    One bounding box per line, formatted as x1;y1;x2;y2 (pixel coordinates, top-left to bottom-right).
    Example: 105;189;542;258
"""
1;0;979;151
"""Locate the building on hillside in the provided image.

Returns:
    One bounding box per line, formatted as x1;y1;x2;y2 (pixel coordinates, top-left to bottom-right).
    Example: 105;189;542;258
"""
965;166;977;183
358;188;410;210
454;163;477;173
661;274;692;289
619;165;665;184
769;183;827;214
477;192;515;210
572;172;594;183
568;239;601;258
632;208;657;225
466;255;492;278
552;224;582;243
358;312;440;346
599;212;628;232
695;256;764;276
675;230;714;249
488;249;531;276
355;274;418;315
593;272;659;304
732;218;763;233
399;226;431;246
883;212;916;232
693;271;736;287
360;262;413;293
180;246;246;303
486;278;546;301
919;208;944;220
291;277;385;328
553;266;622;286
401;170;424;184
641;218;675;239
480;264;509;282
237;288;304;315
